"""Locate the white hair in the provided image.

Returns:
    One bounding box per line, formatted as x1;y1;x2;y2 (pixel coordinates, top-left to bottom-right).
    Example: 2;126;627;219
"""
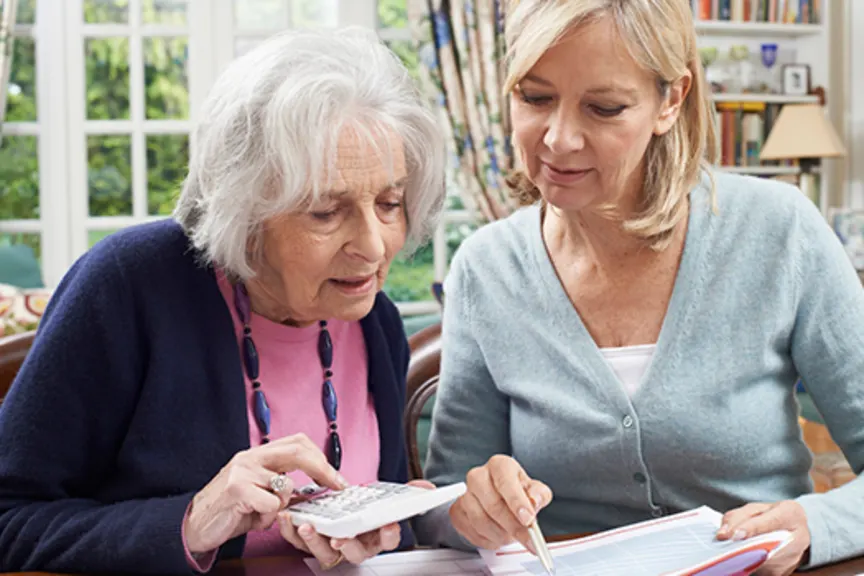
174;26;446;280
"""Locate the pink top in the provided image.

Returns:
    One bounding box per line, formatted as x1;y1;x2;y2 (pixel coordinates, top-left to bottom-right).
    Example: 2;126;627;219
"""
184;271;381;571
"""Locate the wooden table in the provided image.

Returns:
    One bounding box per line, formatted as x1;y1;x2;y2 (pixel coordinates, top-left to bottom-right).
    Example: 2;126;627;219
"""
8;547;864;575
204;554;864;575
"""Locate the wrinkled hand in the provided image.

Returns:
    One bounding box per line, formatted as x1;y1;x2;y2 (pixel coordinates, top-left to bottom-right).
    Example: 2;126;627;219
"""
277;479;434;568
183;434;347;554
449;455;553;553
716;501;811;576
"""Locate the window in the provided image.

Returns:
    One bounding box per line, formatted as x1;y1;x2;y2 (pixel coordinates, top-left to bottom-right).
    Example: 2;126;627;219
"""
375;0;475;315
0;0;41;276
66;0;191;259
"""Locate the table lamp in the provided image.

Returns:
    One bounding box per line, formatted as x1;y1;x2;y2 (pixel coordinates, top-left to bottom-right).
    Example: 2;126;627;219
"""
759;103;847;207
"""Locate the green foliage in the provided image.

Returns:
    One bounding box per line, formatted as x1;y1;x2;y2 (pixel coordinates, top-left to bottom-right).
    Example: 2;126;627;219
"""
15;0;36;24
87;135;132;216
378;0;408;28
384;241;434;303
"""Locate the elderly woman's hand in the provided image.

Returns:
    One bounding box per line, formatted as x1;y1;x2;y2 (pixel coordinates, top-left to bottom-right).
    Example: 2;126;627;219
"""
183;433;347;555
449;455;553;553
716;501;811;576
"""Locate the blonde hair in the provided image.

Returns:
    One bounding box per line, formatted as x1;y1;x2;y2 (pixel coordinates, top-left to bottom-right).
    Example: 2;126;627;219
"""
504;0;717;249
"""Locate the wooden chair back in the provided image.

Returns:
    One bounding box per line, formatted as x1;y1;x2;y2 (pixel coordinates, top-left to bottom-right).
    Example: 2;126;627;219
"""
405;323;442;479
404;375;439;480
406;322;441;403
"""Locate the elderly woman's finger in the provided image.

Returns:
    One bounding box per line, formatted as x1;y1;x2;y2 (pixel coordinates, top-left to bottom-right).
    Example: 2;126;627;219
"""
717;502;774;539
370;523;401;552
407;479;435;490
276;512;310;553
256;440;347;491
296;523;342;566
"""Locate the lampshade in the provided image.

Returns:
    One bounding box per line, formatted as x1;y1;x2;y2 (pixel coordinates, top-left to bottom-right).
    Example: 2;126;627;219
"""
760;104;847;161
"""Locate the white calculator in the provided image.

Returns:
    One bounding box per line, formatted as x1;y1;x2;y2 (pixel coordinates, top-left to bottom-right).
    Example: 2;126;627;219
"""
287;481;466;539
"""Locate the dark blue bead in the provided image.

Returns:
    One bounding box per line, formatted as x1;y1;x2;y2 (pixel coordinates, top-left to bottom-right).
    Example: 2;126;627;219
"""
253;389;271;435
322;380;338;421
318;329;333;369
328;431;342;470
242;335;259;380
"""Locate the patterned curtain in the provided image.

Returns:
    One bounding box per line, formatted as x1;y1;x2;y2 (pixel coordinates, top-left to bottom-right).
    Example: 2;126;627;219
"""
0;0;18;144
408;0;516;222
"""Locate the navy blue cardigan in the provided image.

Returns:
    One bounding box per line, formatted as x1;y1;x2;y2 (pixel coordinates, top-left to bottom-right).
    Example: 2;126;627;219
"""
0;221;412;574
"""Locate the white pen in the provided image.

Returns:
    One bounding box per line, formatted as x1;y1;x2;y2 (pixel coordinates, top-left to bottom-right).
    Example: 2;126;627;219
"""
527;521;556;575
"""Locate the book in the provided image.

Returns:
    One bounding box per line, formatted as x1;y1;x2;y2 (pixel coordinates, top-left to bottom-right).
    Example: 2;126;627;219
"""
480;506;793;576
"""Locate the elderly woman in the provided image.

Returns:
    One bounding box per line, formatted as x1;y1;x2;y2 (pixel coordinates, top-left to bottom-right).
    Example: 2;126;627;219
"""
417;1;863;574
0;27;444;574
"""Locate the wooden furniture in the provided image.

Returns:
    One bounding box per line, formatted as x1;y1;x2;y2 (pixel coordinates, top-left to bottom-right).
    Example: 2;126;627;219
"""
406;322;441;402
0;330;34;405
7;543;864;576
404;375;439;480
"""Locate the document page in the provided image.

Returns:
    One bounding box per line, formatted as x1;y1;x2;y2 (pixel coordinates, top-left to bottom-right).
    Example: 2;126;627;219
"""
481;506;792;576
305;548;486;576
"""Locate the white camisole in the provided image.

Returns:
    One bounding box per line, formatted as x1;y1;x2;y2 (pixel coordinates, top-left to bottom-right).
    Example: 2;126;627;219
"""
599;344;657;397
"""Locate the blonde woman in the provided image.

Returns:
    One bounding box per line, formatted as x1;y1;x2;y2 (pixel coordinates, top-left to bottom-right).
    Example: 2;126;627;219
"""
416;1;863;573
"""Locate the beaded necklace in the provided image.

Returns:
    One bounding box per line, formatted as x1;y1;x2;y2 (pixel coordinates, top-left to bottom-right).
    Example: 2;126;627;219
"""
233;282;342;470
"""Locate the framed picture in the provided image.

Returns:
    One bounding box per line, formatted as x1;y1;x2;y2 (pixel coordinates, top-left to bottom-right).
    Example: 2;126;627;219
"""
782;64;811;96
829;208;864;270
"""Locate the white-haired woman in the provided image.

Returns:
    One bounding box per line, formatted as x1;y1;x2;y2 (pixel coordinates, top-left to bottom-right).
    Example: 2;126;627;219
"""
0;28;444;574
418;1;864;574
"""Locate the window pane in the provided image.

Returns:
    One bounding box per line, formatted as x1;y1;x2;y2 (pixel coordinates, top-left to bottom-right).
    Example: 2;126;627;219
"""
83;0;129;23
385;40;419;82
383;241;433;303
16;0;36;25
234;37;263;57
292;0;337;29
86;38;130;120
142;0;187;25
5;37;36;122
144;37;189;120
88;229;120;248
234;0;288;31
0;233;41;261
0;136;39;220
378;0;407;29
147;134;188;215
88;135;132;216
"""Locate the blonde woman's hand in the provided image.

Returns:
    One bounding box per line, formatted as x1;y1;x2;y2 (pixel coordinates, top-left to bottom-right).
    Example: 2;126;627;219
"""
183;434;348;555
716;501;811;576
449;455;552;552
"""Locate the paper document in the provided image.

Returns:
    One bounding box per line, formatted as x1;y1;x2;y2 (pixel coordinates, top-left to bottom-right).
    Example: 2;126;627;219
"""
481;506;793;576
305;548;486;576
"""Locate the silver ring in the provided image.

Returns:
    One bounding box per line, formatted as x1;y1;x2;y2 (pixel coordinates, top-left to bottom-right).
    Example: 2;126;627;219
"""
269;473;290;493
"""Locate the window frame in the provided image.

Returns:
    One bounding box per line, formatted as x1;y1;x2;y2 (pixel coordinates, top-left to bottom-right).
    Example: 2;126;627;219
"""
64;0;195;261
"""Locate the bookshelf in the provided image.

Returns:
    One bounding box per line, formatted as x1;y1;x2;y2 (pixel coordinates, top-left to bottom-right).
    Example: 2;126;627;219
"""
720;165;801;176
711;93;819;103
693;0;834;215
695;21;823;37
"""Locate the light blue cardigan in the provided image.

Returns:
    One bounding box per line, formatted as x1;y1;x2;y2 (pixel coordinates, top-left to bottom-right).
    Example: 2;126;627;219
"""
417;171;864;567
